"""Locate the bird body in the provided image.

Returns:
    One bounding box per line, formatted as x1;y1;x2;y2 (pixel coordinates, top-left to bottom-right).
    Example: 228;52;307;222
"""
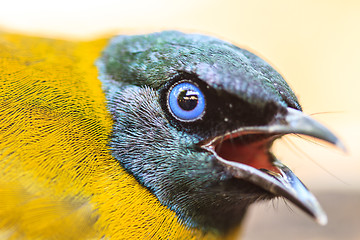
0;33;214;239
0;31;341;239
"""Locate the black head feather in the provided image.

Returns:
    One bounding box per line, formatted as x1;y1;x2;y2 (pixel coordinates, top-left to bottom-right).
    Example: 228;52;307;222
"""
97;31;304;234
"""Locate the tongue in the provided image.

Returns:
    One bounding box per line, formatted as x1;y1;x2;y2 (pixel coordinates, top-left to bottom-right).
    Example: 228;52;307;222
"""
215;139;281;174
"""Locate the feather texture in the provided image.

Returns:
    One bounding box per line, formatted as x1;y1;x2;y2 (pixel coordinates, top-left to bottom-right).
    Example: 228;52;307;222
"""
0;33;219;239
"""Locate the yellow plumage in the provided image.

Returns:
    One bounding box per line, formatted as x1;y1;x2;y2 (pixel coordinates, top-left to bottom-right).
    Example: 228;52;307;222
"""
0;33;222;239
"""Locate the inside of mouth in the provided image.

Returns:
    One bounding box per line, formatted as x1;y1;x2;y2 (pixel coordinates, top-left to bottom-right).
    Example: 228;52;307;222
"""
215;134;281;174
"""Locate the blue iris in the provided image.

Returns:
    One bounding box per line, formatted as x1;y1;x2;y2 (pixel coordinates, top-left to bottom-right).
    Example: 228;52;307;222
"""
168;82;205;121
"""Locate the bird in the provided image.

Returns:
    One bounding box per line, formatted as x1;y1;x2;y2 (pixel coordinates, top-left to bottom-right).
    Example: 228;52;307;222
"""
0;30;343;239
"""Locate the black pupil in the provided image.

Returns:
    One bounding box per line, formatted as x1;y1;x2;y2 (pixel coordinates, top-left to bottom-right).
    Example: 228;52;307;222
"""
177;90;198;111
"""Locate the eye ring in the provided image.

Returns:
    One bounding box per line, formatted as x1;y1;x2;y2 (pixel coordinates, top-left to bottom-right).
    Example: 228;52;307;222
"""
167;81;206;122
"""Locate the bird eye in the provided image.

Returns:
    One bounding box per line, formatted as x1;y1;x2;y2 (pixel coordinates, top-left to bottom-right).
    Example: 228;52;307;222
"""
168;81;205;121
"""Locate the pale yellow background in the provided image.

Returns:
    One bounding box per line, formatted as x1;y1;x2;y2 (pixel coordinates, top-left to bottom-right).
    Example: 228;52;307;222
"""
1;0;359;239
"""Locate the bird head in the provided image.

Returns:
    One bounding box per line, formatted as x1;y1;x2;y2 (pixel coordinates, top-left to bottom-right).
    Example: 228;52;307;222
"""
97;31;342;234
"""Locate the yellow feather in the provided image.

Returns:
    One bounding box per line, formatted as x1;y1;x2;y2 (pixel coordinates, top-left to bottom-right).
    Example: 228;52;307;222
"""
0;32;219;239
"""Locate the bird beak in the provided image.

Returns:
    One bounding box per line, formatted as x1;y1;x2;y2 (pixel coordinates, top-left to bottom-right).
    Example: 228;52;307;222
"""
200;107;345;225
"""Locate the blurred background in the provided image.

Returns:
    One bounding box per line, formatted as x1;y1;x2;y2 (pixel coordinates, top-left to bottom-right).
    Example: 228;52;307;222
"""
1;0;359;239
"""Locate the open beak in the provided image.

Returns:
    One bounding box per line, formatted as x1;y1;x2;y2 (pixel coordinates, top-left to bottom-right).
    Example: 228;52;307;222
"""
200;107;345;225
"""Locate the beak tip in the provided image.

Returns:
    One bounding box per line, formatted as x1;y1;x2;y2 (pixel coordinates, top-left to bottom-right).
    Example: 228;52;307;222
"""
335;140;347;153
316;212;328;226
285;108;346;153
